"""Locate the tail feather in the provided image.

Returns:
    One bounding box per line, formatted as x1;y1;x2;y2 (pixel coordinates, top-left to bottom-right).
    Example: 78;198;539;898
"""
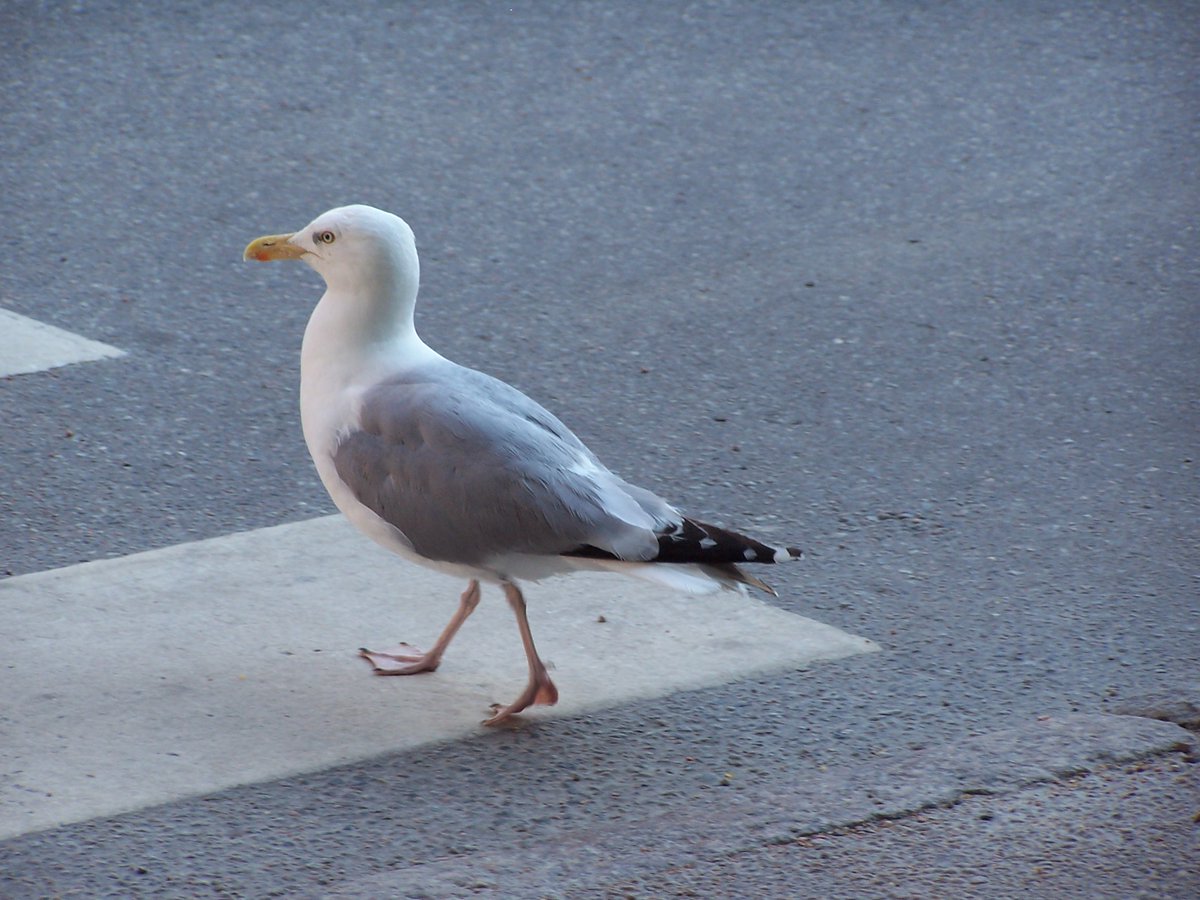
568;557;767;595
703;563;779;597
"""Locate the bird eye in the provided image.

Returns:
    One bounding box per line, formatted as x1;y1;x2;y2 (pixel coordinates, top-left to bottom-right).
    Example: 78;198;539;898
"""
315;230;336;244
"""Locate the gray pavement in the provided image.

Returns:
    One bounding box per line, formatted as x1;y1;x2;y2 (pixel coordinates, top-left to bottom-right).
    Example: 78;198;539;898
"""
610;751;1199;899
2;1;1198;897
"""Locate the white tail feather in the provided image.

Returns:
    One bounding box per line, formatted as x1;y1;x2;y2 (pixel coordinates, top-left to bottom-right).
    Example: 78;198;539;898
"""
580;558;741;595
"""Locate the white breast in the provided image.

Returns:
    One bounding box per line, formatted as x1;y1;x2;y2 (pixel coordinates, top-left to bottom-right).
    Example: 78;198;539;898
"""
299;296;458;572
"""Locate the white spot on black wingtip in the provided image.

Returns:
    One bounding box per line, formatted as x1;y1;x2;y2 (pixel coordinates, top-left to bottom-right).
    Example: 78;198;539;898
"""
743;548;756;561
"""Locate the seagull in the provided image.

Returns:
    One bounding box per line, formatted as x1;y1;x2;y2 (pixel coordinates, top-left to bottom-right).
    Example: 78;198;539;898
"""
244;204;802;724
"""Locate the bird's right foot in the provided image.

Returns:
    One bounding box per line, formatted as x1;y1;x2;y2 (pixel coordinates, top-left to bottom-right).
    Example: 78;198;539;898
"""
358;643;440;675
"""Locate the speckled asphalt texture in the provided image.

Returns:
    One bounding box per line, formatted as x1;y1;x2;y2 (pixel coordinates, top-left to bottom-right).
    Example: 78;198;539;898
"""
610;753;1199;899
2;1;1197;897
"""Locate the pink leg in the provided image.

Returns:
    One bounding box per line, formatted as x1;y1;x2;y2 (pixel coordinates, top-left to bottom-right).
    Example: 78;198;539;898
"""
483;581;559;725
359;579;481;675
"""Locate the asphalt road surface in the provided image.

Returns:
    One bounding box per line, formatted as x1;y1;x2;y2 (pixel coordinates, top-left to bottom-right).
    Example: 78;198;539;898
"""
2;1;1197;897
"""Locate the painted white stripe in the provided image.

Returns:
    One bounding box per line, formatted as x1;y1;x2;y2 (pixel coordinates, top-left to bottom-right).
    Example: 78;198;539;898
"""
0;308;125;376
0;515;878;840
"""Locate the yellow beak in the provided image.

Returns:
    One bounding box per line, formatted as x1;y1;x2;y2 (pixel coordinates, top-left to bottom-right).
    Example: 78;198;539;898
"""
243;233;307;262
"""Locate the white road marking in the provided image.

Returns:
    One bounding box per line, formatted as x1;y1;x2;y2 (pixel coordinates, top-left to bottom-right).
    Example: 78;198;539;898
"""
0;515;878;840
0;309;125;376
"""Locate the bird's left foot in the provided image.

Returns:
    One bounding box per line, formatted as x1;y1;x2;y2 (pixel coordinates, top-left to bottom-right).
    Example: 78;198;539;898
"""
483;668;559;726
359;643;439;675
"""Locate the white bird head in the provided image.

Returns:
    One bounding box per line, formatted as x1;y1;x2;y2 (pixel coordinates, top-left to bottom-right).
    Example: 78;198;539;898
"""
244;204;420;299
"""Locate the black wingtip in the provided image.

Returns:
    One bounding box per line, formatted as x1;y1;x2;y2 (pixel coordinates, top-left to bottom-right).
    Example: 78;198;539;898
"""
563;522;805;567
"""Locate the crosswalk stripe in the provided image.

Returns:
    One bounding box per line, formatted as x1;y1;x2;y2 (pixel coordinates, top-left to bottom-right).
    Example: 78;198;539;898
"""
0;308;126;376
0;515;878;839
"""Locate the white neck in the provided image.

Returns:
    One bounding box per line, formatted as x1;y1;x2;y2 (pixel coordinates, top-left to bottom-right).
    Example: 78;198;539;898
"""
301;287;439;385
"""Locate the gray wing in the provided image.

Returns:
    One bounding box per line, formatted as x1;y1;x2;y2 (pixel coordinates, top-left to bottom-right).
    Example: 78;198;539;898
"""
332;363;675;566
